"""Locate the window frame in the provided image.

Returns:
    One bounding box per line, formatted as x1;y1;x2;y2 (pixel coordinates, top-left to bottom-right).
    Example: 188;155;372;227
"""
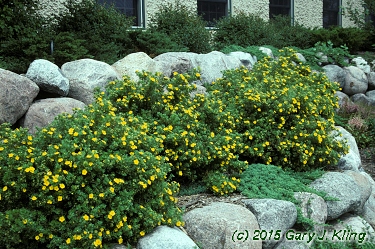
323;0;341;28
197;0;231;28
269;0;292;19
97;0;145;28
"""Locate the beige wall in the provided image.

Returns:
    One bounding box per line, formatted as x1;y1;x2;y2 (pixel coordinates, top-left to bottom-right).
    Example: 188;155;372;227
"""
37;0;365;29
294;0;322;28
341;0;365;28
232;0;269;20
145;1;197;28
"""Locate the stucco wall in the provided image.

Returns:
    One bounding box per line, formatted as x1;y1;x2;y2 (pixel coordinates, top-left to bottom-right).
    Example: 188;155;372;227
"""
145;0;197;28
37;0;78;20
341;0;365;28
37;0;364;29
294;0;322;28
232;0;268;20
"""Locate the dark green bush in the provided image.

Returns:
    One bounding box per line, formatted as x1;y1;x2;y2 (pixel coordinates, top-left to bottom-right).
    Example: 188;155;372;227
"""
128;29;188;57
268;15;314;49
0;0;52;73
311;27;370;53
52;0;134;65
150;1;212;53
213;12;270;50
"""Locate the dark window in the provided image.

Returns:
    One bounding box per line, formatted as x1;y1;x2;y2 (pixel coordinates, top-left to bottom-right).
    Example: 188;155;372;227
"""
269;0;290;19
198;0;228;27
98;0;142;26
323;0;340;28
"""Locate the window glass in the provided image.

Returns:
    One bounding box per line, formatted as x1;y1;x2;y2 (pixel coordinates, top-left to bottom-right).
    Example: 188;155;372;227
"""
198;0;228;27
269;0;290;19
98;0;141;26
323;0;340;28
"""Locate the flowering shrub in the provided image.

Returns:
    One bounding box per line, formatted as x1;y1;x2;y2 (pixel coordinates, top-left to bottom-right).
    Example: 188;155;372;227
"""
0;100;183;248
206;48;349;171
104;71;248;196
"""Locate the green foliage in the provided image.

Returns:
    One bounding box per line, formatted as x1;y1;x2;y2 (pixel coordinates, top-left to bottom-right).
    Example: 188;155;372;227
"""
103;71;248;196
0;0;52;73
0;100;183;248
52;0;134;65
299;41;352;71
239;163;330;230
213;14;314;50
312;241;375;249
51;32;93;67
267;15;314;49
206;48;349;171
220;45;280;60
213;12;270;50
150;1;211;53
311;27;370;54
128;29;188;57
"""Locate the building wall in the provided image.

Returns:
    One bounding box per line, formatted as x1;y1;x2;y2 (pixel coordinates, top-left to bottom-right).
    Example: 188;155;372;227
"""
232;0;269;20
341;0;365;28
145;0;197;28
36;0;365;29
294;0;322;28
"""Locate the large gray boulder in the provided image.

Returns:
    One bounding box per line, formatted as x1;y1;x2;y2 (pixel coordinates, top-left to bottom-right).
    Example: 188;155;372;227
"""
21;98;86;134
137;226;198;249
154;51;243;84
112;52;163;81
332;126;361;171
323;65;346;89
343;66;368;96
242;199;297;249
326;214;375;244
367;72;375;90
26;59;69;96
184;202;261;249
352;57;371;74
62;59;120;104
310;172;366;220
334;91;351;112
360;172;375;229
343;171;372;213
351;93;375;106
227;51;257;69
153;52;195;77
0;68;39;125
293;192;327;233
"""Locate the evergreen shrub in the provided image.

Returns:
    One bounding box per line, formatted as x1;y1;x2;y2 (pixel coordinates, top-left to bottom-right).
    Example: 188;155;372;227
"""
150;1;212;53
213;12;269;50
52;0;134;65
0;0;52;73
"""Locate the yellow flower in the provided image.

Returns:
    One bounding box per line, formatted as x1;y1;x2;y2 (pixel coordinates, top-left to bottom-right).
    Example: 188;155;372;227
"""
134;159;139;165
31;196;37;201
66;238;71;244
58;196;63;201
118;237;123;244
93;239;102;247
59;216;65;222
89;193;94;199
82;169;87;175
35;235;40;240
3;186;7;192
83;214;89;221
8;153;14;158
140;231;145;236
99;193;104;197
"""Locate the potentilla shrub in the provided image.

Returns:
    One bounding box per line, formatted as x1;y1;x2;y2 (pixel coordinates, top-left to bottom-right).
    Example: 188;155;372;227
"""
103;71;248;195
0;100;183;248
206;48;349;171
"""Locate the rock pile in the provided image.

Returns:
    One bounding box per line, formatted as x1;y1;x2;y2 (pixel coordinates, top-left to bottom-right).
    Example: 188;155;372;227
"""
1;48;375;248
